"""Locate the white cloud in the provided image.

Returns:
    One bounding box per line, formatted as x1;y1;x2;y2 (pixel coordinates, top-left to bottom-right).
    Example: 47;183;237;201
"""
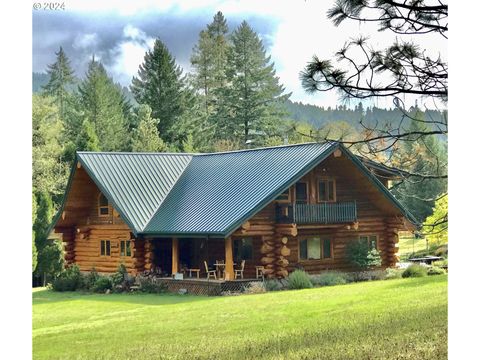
63;0;446;108
107;25;155;85
72;33;99;50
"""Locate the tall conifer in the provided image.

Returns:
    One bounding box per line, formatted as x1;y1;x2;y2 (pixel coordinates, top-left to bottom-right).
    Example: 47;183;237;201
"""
131;40;189;143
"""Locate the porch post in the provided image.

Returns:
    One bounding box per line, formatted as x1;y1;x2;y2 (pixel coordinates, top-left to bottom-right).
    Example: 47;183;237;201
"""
172;237;179;274
224;237;234;280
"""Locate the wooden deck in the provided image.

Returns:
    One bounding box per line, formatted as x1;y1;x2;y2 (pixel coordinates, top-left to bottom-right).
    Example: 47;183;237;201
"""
155;277;262;296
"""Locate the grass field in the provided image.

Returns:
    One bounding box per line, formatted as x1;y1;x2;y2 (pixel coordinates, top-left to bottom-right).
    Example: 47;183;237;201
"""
398;235;428;257
33;275;447;360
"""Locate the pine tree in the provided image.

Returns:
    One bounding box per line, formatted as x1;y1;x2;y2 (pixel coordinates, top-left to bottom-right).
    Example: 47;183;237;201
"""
391;112;447;222
131;40;189;143
131;105;166;152
32;94;69;201
76;119;100;151
78;58;129;151
224;21;290;145
42;47;76;121
191;11;229;116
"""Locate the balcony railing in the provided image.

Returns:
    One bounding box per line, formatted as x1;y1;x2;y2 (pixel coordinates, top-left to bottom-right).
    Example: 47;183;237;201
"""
275;201;357;224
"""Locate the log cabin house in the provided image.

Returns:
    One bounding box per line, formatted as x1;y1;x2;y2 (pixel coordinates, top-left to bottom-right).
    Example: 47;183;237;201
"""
49;142;417;284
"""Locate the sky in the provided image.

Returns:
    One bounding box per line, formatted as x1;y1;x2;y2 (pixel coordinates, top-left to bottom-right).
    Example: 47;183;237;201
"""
32;0;447;108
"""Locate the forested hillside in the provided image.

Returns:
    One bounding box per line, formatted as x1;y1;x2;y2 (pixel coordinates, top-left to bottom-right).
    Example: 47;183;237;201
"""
33;72;446;131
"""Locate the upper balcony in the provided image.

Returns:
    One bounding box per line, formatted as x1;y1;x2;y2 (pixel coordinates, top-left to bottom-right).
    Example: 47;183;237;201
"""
275;201;357;225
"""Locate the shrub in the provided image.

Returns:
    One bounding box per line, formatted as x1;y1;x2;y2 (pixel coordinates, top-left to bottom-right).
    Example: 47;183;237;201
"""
347;269;387;282
385;268;404;280
346;240;381;269
84;268;99;290
112;264;130;292
92;276;112;293
138;277;167;294
264;279;283;291
244;282;266;294
51;265;83;292
402;264;428;278
310;272;347;287
433;259;448;267
287;270;313;290
428;266;447;276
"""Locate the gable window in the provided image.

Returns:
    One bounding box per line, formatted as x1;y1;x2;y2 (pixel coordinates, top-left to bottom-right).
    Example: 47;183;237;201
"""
100;240;111;256
299;237;333;260
359;235;378;250
295;182;308;204
120;240;131;257
318;179;335;202
98;193;110;216
233;237;253;262
276;188;290;202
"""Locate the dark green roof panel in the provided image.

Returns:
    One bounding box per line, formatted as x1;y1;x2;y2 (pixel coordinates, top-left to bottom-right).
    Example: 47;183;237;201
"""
144;143;336;235
77;152;192;232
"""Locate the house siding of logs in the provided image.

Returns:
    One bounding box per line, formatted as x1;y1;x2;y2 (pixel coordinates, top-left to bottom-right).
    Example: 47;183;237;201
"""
53;148;413;280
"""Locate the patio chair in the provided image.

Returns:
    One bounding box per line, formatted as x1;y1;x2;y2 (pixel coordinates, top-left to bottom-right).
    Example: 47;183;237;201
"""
204;261;217;280
234;260;245;279
255;266;265;279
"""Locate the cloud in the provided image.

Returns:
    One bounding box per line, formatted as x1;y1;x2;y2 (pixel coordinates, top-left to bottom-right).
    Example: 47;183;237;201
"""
73;33;100;50
107;25;155;85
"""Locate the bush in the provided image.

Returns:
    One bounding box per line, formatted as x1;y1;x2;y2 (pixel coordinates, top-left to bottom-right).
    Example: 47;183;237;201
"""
137;277;168;294
92;276;112;293
402;264;428;278
347;269;388;282
51;265;83;292
346;240;381;269
244;282;266;294
111;264;131;292
433;259;448;267
287;270;313;290
385;268;404;280
310;272;347;287
264;279;283;291
428;266;447;276
84;268;99;290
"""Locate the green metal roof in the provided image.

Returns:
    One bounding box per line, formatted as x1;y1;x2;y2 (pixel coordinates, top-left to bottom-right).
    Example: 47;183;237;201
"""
77;152;192;232
52;142;418;237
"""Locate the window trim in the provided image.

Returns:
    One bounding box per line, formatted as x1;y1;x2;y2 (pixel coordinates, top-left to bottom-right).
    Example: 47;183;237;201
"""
295;181;309;204
100;240;111;257
98;193;110;217
298;236;334;262
120;240;132;257
317;178;336;203
233;237;254;262
358;234;379;251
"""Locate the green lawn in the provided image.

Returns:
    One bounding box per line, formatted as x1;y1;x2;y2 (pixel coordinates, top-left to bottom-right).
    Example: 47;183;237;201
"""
33;276;447;360
398;235;428;257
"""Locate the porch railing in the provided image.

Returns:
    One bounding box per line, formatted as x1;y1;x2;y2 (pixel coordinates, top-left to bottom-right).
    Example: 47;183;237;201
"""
275;201;357;224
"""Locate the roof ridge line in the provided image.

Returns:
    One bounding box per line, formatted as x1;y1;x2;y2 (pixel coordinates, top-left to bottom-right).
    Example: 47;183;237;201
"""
139;155;195;232
76;142;334;157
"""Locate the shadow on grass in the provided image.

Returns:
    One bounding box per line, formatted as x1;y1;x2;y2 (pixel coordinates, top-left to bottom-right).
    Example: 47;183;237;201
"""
33;288;215;306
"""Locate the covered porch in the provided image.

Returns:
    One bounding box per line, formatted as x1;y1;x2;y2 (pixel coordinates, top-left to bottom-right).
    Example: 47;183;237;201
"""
142;236;264;281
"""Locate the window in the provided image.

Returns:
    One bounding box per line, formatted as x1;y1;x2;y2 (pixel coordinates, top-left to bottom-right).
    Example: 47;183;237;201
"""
233;237;253;262
276;188;290;202
299;237;333;260
359;235;378;250
100;240;111;256
120;240;131;257
318;179;335;202
98;193;110;216
322;238;332;259
295;182;308;204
